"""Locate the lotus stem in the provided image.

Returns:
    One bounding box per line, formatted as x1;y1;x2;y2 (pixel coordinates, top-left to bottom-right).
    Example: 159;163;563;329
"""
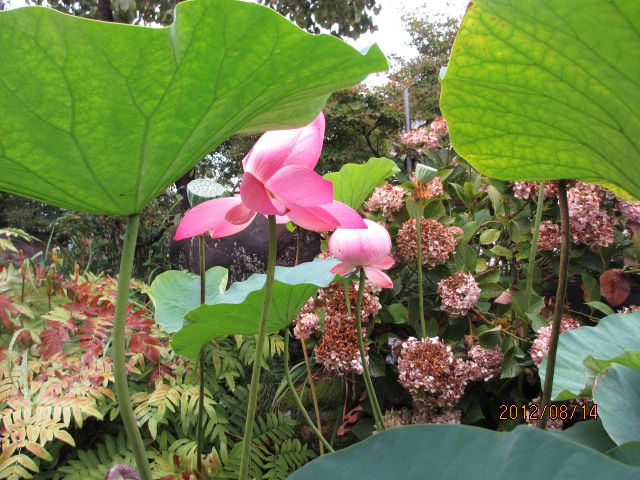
526;182;545;312
284;329;334;453
300;337;324;454
539;180;570;430
354;268;385;431
196;235;206;478
329;378;345;447
415;203;426;338
239;215;278;480
112;213;152;480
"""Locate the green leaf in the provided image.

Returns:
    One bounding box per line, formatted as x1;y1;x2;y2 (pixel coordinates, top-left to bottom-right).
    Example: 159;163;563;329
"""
452;244;477;273
606;442;640;466
584;351;640;375
486;184;504;213
0;0;387;215
324;157;400;209
147;267;228;333
476;324;501;349
441;0;640;200
553;419;616;453
479;229;500;245
488;245;512;259
380;304;409;325
539;312;640;400
581;273;600;304
594;364;640;445
172;259;338;358
289;424;640;480
500;346;523;379
586;301;615;317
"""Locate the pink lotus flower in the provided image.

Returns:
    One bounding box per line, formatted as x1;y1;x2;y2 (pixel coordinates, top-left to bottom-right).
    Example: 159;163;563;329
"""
329;219;395;289
174;114;365;240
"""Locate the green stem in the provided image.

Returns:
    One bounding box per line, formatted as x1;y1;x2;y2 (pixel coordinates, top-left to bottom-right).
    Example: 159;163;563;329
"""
329;379;345;448
526;182;545;312
284;329;334;453
539;181;570;430
112;214;152;480
300;338;324;455
239;215;278;480
196;235;206;477
354;268;385;431
415;204;426;338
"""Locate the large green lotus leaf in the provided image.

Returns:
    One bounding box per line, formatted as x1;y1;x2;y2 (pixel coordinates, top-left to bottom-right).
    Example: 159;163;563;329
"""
147;267;228;333
553;419;616;453
0;0;387;215
324;157;400;210
440;0;640;199
594;364;640;445
607;442;640;466
172;259;338;358
539;312;640;400
289;424;640;480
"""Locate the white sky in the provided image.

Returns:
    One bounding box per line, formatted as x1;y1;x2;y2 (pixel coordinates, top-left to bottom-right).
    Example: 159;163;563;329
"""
351;0;468;60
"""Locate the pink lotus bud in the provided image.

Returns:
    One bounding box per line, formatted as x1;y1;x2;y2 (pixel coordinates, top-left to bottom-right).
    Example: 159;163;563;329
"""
329;219;394;289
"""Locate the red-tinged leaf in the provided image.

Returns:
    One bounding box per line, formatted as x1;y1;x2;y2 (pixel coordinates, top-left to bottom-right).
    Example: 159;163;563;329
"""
25;441;53;461
600;269;632;307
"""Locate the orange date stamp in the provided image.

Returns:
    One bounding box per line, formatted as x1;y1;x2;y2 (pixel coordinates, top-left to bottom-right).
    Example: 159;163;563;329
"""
498;403;598;421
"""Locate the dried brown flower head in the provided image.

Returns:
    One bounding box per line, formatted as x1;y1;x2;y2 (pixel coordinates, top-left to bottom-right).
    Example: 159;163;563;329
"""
465;344;503;382
397;217;456;267
398;337;467;408
412;176;444;200
437;272;481;317
381;408;413;429
364;184;406;220
314;313;366;375
313;283;381;376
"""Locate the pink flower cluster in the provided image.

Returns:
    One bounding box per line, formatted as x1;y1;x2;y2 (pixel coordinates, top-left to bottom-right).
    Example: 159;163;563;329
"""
537;221;561;252
530;315;581;366
513;181;559;200
398;128;441;152
617;200;640;224
293;313;320;341
397;218;457;267
567;182;614;248
437;272;481;317
465;344;503;382
364;184;406;220
397;337;467;408
429;117;448;137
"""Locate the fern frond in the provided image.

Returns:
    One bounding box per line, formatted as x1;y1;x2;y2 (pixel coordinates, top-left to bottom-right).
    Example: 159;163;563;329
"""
53;432;135;480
